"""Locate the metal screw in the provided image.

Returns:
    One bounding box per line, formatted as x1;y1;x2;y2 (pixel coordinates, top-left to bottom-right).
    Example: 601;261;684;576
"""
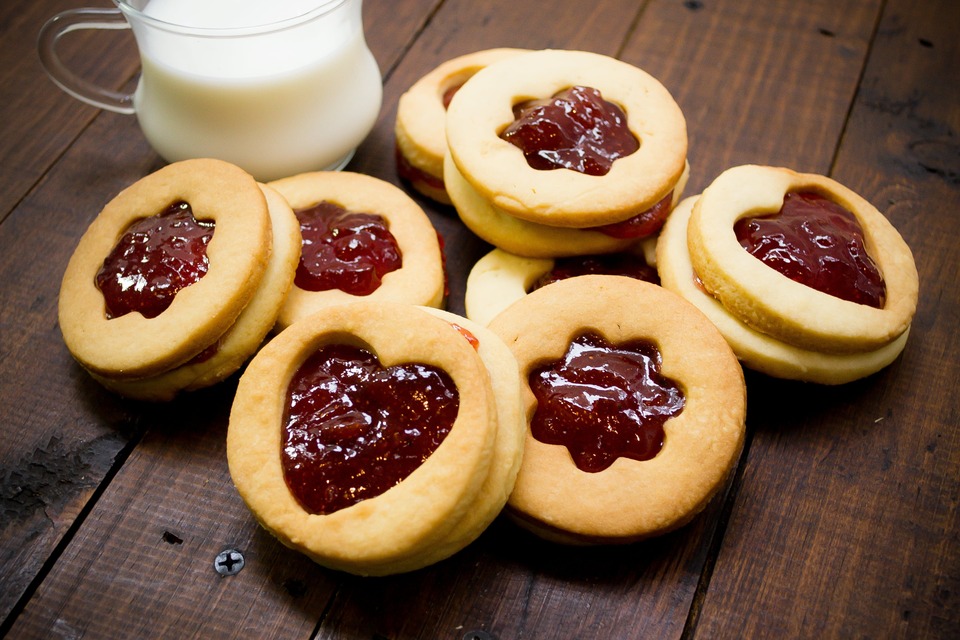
214;549;245;576
462;632;496;640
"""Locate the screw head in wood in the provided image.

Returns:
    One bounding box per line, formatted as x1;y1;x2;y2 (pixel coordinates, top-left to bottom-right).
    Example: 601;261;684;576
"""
214;548;245;576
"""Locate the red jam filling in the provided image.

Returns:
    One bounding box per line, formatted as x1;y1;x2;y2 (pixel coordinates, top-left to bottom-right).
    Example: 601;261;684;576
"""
529;332;684;473
734;191;886;308
450;323;480;350
395;146;446;191
393;81;466;191
282;343;459;515
529;253;659;292
500;86;639;176
294;201;402;296
95;201;214;319
591;192;673;239
442;82;464;109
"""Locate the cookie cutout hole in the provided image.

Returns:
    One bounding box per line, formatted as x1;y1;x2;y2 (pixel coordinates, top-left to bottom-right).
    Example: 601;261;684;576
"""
733;190;886;308
282;343;459;514
293;201;402;296
96;200;215;319
528;332;683;472
500;85;639;176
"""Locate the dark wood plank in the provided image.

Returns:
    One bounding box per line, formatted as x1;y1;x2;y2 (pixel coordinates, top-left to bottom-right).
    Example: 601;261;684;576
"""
690;0;960;637
0;108;162;627
623;0;883;195
0;0;139;222
0;0;441;633
8;384;339;639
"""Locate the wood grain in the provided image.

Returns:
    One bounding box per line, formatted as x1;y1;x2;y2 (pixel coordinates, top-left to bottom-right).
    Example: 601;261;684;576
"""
0;0;956;637
692;0;960;637
0;0;139;223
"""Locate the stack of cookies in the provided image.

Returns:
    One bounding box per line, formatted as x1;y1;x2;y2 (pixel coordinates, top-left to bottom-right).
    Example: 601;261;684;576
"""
657;165;919;384
55;46;920;577
227;302;526;575
443;49;689;260
58;159;301;401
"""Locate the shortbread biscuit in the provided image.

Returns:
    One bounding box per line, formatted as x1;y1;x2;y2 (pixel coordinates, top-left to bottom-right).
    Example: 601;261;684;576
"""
488;276;746;544
228;302;522;575
59;158;271;379
92;184;301;400
446;49;687;227
268;171;445;329
447;154;687;258
396;48;528;203
658;195;912;384
464;244;658;326
686;165;918;354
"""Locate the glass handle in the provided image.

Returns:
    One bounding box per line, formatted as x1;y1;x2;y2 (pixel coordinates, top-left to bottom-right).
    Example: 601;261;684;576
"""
38;8;136;114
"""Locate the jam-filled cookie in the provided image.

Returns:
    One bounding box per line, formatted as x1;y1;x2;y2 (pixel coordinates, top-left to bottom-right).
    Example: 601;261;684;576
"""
59;159;298;399
488;275;746;544
681;165;918;359
657;195;911;384
464;245;659;326
446;152;689;257
90;184;301;400
445;49;687;245
395;48;528;204
267;171;446;329
227;302;524;575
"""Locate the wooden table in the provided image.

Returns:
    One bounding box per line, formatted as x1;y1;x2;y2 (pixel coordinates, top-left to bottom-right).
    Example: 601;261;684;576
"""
1;0;957;638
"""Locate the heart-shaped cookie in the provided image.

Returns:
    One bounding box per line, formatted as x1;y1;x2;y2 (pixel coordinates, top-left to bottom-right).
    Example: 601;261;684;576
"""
283;343;459;515
227;302;524;575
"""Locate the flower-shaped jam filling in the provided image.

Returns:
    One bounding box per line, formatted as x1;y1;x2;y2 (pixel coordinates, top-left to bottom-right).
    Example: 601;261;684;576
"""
500;86;638;176
734;191;886;308
96;201;214;319
295;201;402;296
529;332;684;473
529;254;659;293
282;343;459;515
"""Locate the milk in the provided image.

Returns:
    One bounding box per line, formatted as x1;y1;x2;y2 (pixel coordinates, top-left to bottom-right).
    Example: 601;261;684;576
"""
128;0;382;180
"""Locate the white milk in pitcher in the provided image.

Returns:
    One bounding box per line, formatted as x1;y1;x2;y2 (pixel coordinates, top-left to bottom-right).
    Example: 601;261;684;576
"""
130;0;382;181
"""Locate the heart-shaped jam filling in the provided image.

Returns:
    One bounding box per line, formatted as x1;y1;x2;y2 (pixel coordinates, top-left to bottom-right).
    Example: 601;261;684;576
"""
529;253;659;293
734;191;886;308
529;332;683;473
500;85;639;176
294;201;402;296
96;201;214;320
282;343;460;515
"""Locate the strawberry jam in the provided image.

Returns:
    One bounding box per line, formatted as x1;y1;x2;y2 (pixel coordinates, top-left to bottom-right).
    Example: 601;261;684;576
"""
530;253;659;292
734;191;885;308
96;201;214;319
442;82;464;109
282;343;459;515
500;85;638;176
294;201;402;296
529;332;683;473
592;192;673;239
395;146;446;191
